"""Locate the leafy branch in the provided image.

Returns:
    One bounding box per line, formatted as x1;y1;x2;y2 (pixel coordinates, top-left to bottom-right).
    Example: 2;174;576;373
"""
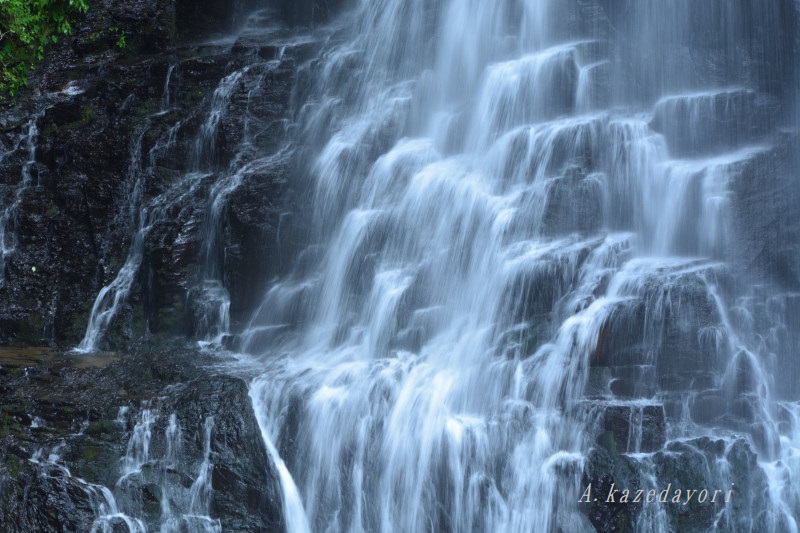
0;0;90;97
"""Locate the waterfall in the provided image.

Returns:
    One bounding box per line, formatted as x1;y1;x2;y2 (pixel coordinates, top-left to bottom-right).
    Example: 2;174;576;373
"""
83;405;228;531
77;63;244;352
76;23;297;350
191;52;294;345
0;118;40;289
75;64;184;353
27;444;146;533
236;0;800;531
75;119;152;353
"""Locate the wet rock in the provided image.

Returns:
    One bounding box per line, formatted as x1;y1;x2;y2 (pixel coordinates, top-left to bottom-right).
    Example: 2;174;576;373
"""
176;0;251;38
0;347;284;531
0;463;99;533
590;0;798;105
160;376;285;531
591;264;725;386
590;402;666;454
608;365;656;398
731;134;800;289
651;437;770;533
71;0;175;57
542;168;604;236
0;13;186;347
274;0;352;27
579;446;643;532
582;435;774;533
650;89;777;156
687;389;728;425
497;237;602;354
0;0;310;348
225;160;290;322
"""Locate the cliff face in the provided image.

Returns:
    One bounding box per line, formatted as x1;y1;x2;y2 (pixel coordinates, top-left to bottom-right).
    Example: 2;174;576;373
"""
0;0;354;531
0;1;330;529
0;0;333;348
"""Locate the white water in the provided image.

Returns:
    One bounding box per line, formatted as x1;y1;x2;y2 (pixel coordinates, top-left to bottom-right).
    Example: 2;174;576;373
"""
0;118;40;289
233;0;800;531
77;64;241;352
28;444;146;533
87;406;226;532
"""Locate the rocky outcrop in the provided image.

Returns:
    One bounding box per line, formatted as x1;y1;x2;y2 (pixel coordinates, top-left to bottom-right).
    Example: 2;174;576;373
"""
0;0;322;349
0;0;182;347
0;346;283;531
580;436;774;533
0;462;100;533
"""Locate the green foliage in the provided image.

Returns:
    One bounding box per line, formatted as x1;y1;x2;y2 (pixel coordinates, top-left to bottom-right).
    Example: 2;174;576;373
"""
86;24;125;50
109;25;125;49
0;0;90;97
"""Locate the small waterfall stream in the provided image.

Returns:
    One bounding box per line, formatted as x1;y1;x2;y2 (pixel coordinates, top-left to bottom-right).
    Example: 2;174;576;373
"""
0;117;40;289
76;64;246;352
76;24;296;351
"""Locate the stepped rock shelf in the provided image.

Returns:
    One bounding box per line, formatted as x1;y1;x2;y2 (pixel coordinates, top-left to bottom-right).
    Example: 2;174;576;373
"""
1;0;800;532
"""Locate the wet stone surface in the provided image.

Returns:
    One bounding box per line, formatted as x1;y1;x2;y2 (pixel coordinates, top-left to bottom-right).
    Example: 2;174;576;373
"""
0;345;283;532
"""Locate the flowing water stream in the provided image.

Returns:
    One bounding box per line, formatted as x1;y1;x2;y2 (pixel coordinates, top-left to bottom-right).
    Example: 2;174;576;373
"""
0;117;41;289
236;0;800;531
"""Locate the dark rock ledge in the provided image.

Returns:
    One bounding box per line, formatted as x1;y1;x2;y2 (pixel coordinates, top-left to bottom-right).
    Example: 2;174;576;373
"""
0;344;283;532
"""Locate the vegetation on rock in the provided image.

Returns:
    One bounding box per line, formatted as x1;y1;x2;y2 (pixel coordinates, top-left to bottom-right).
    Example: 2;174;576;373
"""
0;0;89;97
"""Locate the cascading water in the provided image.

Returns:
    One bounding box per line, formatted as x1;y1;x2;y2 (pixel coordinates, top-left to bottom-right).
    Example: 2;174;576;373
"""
0;83;84;291
233;0;800;531
75;119;153;353
77;405;226;531
76;21;298;350
184;417;222;533
27;439;146;532
0;118;40;289
193;62;285;344
77;62;247;352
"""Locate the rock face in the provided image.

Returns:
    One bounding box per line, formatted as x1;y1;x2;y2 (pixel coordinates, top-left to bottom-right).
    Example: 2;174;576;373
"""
0;0;331;528
0;463;100;533
580;436;774;533
0;346;283;531
649;90;777;156
542;167;604;235
0;0;180;347
0;0;314;349
154;376;285;531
